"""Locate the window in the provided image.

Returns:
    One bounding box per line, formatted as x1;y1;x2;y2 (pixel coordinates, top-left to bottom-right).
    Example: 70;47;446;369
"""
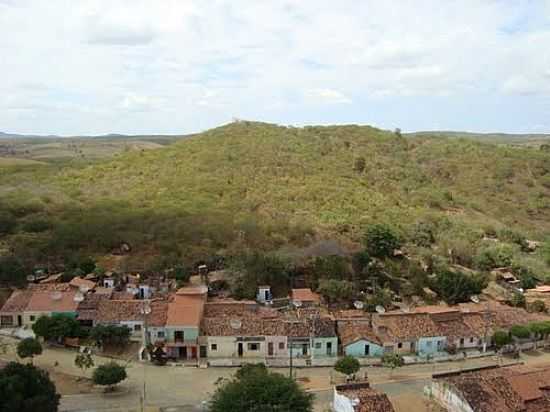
134;324;142;331
470;337;474;343
0;316;13;326
315;342;322;349
460;338;464;346
211;344;218;351
279;342;285;350
248;343;259;351
397;342;403;349
30;315;36;322
157;331;165;338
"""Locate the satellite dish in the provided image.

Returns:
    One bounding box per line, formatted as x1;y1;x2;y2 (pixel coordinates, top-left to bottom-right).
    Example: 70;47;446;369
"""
293;300;303;308
50;292;62;301
73;292;84;303
230;319;242;330
375;305;386;314
470;295;480;303
353;301;364;310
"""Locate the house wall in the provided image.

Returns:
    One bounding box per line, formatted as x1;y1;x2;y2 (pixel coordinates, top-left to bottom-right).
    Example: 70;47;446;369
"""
0;313;16;327
383;340;415;355
418;336;446;355
311;337;338;358
207;336;236;358
345;339;384;357
23;311;51;327
452;337;483;350
119;320;144;341
147;326;166;345
265;335;287;358
429;381;474;412
165;326;199;342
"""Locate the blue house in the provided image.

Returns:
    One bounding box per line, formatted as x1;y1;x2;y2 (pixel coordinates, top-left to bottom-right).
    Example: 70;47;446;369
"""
339;320;384;357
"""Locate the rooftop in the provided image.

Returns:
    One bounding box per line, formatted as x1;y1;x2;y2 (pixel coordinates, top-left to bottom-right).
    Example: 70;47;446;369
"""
69;276;96;291
434;365;550;412
291;288;320;303
339;319;381;346
0;290;33;313
335;382;395;412
96;299;147;323
26;288;79;313
166;293;206;327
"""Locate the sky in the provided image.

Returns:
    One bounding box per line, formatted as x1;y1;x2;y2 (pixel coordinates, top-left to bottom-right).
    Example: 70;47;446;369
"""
1;0;550;135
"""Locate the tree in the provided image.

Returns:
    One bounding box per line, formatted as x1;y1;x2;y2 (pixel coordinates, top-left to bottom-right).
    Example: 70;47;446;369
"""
16;338;42;362
510;325;530;340
210;363;313;412
334;356;360;379
32;315;82;342
364;287;393;312
92;362;127;392
317;279;354;304
430;270;487;305
363;224;401;259
0;255;26;286
381;353;404;377
89;325;131;347
493;330;512;350
351;251;371;277
0;211;16;235
74;352;94;375
0;362;60;412
311;255;350;282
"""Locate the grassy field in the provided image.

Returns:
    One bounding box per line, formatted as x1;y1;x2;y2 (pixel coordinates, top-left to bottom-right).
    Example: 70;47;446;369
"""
0;121;549;279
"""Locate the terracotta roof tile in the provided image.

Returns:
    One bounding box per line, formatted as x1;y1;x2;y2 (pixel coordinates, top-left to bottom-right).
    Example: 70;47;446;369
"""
96;300;145;323
26;289;78;312
336;382;395;412
166;294;205;327
339;320;381;346
69;277;96;291
0;290;33;313
291;288;320;303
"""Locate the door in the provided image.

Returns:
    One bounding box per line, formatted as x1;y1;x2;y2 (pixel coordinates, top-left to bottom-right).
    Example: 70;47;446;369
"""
180;347;187;358
302;344;308;356
238;342;244;357
17;315;22;327
326;342;332;356
364;344;370;356
268;342;274;356
175;331;184;342
191;346;197;359
200;345;207;358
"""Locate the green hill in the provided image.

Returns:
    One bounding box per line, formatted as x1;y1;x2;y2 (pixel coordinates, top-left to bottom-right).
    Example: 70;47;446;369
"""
1;121;549;280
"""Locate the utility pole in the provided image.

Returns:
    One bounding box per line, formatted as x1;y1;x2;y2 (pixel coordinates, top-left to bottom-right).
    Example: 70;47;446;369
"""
140;300;151;412
289;337;293;380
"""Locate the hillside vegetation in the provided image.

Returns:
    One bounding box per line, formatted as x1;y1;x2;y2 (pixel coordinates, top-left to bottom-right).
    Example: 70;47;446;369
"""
1;121;550;290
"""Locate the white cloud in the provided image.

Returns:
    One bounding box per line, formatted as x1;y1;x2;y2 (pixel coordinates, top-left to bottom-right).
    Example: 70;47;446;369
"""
0;1;549;134
305;89;352;104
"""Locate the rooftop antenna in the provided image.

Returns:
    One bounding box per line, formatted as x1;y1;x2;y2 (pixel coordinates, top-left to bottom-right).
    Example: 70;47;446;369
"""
375;305;386;314
353;301;364;310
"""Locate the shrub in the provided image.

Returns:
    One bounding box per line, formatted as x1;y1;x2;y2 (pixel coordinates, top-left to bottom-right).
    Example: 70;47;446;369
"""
510;325;531;339
334;356;360;377
16;338;42;361
354;157;366;173
510;292;526;308
431;270;487;305
492;330;512;349
90;325;131;346
363;224;402;259
381;353;404;370
529;300;547;313
92;362;127;391
317;279;354;304
474;244;515;271
32;315;82;342
0;211;17;235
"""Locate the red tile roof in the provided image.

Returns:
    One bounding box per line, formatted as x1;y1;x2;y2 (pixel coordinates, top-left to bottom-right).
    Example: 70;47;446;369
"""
291;288;321;303
339;320;382;346
166;294;205;327
96;299;146;322
0;290;33;313
26;288;79;312
336;382;395;412
69;277;96;291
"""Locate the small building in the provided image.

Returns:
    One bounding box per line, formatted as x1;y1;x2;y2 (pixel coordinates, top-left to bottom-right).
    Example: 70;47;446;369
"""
69;277;96;292
291;288;321;307
164;286;207;360
339;320;384;358
95;299;148;340
333;381;395;412
0;290;33;327
428;364;550;412
256;285;272;304
22;284;79;327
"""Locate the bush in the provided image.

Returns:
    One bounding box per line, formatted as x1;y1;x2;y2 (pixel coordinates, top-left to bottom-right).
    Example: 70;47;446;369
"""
334;356;360;377
363;224;402;259
381;353;404;369
510;325;531;339
431;270;487;305
0;362;60;412
0;211;17;235
510;292;526;308
529;300;547;313
17;338;42;361
317;279;354;304
492;330;512;349
92;362;127;391
0;256;26;286
474;244;515;270
409;221;436;247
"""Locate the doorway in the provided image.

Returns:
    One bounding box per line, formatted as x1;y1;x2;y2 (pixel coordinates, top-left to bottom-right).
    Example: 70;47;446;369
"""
302;344;308;356
326;342;332;356
200;345;207;358
17;315;22;327
179;347;187;358
238;342;243;357
268;342;274;356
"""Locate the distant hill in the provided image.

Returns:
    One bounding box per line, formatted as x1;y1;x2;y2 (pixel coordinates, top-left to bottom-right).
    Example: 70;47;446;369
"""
408;130;550;146
1;121;549;278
